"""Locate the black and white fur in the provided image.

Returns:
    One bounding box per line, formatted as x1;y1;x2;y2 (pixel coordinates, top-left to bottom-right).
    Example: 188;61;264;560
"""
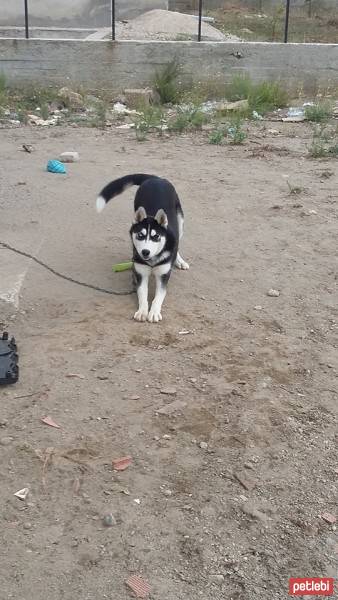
96;174;189;323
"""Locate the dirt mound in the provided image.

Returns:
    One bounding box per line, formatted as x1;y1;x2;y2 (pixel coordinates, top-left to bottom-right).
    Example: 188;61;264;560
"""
116;9;240;41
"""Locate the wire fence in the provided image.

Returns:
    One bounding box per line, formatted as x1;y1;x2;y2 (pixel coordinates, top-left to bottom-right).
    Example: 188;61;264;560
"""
19;0;297;44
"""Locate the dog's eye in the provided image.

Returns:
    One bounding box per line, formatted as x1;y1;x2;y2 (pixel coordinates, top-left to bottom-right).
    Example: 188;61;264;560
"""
136;233;145;241
152;234;160;242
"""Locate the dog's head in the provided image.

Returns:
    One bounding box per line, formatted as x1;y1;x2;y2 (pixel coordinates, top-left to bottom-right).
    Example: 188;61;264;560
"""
130;207;168;261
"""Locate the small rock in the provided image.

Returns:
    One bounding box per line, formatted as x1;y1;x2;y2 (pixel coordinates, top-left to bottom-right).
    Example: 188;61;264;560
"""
0;436;14;446
254;305;263;311
102;513;116;527
234;470;257;491
162;434;171;440
210;574;225;585
240;501;267;522
0;420;8;427
160;387;177;396
267;288;280;297
23;522;33;530
130;395;140;400
163;489;172;497
199;441;208;450
244;462;254;470
157;400;187;416
59;151;80;163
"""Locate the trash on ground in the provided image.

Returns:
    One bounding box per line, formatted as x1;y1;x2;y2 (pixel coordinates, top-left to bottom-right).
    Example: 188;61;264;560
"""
112;261;133;272
267;288;280;297
14;487;29;500
47;160;67;174
59;151;80;163
282;107;305;122
22;144;34;153
0;332;19;385
321;512;336;525
102;513;117;527
112;102;139;115
252;110;263;120
41;416;61;429
113;456;132;471
125;574;151;598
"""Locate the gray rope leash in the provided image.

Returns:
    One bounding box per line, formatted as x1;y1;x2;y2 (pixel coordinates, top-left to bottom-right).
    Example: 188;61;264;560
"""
0;241;135;296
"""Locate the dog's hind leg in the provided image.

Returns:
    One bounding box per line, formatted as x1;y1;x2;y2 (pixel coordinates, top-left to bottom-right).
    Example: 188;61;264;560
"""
175;209;189;270
148;263;171;323
133;263;151;322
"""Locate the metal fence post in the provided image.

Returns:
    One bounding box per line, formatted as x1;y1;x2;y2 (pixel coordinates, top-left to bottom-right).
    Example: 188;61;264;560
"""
111;0;115;40
284;0;290;43
198;0;203;42
24;0;29;39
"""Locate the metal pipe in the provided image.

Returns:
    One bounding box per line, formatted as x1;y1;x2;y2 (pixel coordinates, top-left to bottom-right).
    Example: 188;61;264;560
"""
198;0;203;42
24;0;29;39
284;0;291;43
111;0;115;40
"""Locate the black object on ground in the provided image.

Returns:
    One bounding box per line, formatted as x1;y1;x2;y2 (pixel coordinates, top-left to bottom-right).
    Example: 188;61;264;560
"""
0;332;19;385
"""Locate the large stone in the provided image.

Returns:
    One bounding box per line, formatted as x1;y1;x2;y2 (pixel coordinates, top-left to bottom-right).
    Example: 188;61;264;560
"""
124;88;155;109
216;99;249;114
58;87;83;108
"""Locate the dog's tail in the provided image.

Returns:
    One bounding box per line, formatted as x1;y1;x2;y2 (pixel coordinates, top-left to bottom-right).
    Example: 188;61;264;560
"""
96;174;156;213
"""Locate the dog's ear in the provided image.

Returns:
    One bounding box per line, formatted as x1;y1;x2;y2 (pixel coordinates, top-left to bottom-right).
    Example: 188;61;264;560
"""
134;206;147;223
155;209;168;228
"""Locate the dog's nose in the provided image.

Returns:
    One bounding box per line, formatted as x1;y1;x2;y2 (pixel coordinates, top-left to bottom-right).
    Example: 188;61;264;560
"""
142;249;150;258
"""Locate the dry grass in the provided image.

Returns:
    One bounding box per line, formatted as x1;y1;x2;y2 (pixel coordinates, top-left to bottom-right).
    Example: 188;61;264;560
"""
209;3;338;43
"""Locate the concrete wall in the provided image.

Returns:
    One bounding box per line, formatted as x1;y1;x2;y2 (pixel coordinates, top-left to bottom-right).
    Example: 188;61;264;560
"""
1;38;338;94
0;1;168;28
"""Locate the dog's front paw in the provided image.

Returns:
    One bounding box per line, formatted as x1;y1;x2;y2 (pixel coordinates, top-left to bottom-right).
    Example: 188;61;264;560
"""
134;308;148;322
177;259;189;270
175;255;190;270
148;307;162;323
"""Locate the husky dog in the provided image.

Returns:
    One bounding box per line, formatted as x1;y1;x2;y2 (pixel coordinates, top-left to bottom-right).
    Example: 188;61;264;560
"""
96;174;189;322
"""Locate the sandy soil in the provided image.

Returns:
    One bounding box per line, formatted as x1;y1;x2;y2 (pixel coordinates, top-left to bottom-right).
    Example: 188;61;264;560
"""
0;123;337;600
114;9;236;41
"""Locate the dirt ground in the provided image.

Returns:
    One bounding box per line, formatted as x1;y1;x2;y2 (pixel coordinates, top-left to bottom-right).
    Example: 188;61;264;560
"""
0;123;337;600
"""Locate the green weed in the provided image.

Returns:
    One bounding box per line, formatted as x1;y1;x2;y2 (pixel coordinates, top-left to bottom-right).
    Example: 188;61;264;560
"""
308;125;338;158
153;59;181;105
305;102;332;122
227;117;247;144
133;106;165;141
209;127;226;145
168;104;207;133
40;103;50;121
224;75;288;116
